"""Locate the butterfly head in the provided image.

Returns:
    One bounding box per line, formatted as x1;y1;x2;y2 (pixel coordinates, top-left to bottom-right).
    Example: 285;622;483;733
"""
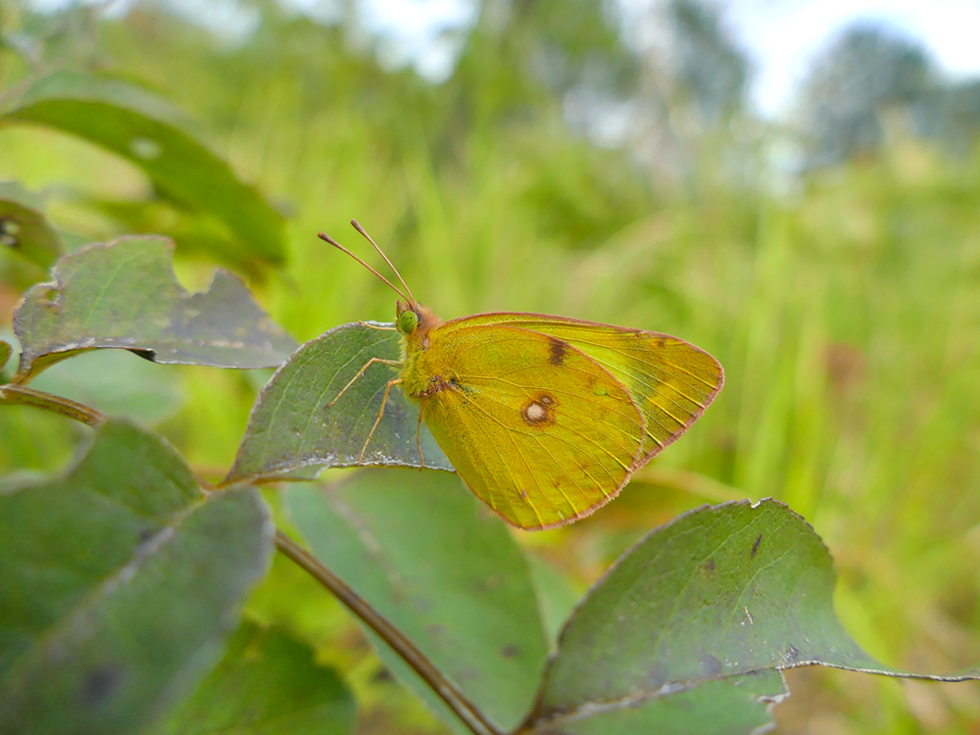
396;300;443;349
396;301;419;335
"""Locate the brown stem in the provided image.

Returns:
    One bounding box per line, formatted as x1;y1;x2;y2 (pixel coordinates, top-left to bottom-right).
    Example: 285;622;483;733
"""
0;383;105;427
274;529;503;735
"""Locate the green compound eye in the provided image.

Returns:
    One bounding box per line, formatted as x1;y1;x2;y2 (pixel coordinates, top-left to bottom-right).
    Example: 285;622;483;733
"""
398;309;419;335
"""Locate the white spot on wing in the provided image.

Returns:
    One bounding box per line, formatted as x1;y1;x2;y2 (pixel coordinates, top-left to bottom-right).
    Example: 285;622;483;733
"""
525;402;546;421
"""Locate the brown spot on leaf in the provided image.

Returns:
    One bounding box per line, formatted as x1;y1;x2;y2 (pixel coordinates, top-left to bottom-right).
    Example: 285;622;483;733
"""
548;337;567;366
81;665;123;706
751;534;762;558
702;557;716;572
501;644;520;659
701;654;722;676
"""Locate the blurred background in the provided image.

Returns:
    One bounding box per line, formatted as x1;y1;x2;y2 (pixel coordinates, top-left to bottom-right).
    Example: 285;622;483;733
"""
3;0;980;732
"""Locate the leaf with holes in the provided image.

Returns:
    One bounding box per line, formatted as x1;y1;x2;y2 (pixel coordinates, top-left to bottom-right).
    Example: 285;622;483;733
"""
227;322;451;483
1;72;285;264
0;183;64;271
151;621;355;735
0;419;274;735
13;236;297;381
520;499;980;734
287;470;549;733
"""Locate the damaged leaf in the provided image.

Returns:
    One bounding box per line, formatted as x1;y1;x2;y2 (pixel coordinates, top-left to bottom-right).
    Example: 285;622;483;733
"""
521;499;980;734
13;236;297;381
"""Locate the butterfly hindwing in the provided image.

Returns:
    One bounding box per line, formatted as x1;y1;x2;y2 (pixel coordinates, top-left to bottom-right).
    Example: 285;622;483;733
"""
412;324;645;530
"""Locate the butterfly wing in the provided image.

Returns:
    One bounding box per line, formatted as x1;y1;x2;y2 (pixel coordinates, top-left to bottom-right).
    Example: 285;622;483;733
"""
452;313;724;464
413;324;645;530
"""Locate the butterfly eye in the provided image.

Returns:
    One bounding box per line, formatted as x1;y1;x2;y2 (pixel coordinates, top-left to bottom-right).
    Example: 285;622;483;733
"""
397;309;419;335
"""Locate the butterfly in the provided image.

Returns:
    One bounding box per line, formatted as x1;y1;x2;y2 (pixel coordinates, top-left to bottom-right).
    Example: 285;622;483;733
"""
320;221;724;531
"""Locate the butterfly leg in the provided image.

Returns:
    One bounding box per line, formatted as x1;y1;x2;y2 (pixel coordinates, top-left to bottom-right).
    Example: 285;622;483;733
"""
358;321;397;330
327;357;402;407
358;378;404;462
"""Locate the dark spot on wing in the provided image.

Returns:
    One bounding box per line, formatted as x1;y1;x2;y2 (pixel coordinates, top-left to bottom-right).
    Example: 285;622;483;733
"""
751;534;762;558
548;337;567;366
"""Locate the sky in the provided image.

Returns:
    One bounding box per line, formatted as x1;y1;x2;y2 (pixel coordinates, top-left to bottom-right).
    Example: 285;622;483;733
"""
723;0;980;115
24;0;980;117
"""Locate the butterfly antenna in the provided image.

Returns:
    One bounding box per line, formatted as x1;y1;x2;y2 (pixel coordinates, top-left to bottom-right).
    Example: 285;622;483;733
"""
317;231;411;302
351;220;416;304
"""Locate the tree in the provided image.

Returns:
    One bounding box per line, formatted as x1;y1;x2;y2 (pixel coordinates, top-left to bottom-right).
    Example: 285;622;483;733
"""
798;24;933;165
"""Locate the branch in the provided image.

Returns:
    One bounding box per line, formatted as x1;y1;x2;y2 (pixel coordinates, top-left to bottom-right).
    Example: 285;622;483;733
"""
274;529;503;735
0;383;105;427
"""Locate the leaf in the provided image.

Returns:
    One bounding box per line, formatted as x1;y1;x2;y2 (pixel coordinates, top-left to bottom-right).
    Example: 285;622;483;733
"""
1;72;285;264
0;419;274;735
151;620;355;735
13;236;298;381
521;500;980;734
0;182;64;270
0;341;10;374
227;322;451;483
287;470;549;732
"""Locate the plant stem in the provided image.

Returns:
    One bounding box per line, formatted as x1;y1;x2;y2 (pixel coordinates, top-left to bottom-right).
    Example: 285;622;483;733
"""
274;529;504;735
0;383;105;426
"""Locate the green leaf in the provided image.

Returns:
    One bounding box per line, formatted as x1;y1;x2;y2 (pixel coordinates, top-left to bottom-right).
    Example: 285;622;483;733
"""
0;419;274;735
0;341;10;374
1;72;285;264
522;500;980;734
0;183;64;271
227;322;451;483
29;349;185;424
525;553;581;648
13;236;297;380
287;470;549;732
151;620;355;735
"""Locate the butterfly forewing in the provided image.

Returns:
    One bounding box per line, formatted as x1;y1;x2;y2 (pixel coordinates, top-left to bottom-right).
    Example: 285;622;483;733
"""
413;325;645;530
450;314;724;462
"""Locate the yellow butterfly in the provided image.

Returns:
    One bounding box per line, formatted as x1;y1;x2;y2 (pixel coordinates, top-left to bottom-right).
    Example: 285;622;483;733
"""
322;222;724;531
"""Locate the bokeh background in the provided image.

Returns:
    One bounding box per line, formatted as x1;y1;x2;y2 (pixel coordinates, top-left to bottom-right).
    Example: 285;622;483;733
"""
3;1;980;732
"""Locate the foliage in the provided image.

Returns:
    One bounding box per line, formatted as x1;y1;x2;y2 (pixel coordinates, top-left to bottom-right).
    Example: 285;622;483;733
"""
3;2;980;734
